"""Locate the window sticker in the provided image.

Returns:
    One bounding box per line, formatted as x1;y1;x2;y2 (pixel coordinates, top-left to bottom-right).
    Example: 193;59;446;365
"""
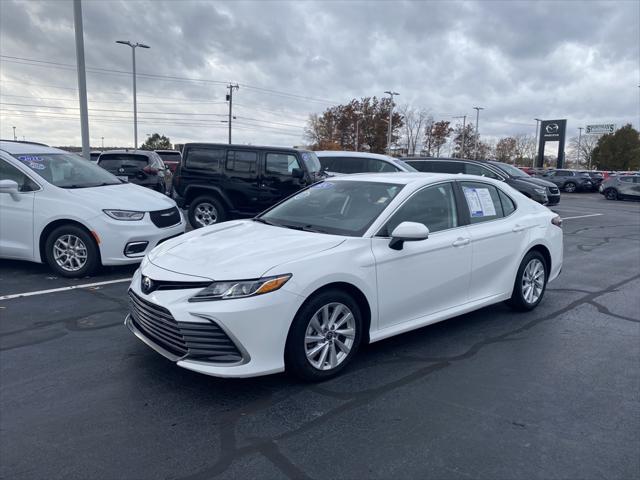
27;161;46;170
463;187;496;217
18;155;44;162
294;191;311;200
311;182;334;189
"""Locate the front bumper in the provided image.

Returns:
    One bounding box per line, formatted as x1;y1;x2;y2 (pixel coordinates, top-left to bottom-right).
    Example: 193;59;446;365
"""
125;267;305;378
90;212;186;265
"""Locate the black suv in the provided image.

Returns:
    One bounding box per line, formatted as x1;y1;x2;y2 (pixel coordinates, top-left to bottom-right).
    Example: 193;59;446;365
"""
403;157;560;205
173;143;324;228
97;149;170;193
541;169;594;192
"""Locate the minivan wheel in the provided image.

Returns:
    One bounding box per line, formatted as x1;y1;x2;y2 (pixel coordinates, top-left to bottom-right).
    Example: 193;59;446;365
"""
45;225;100;278
604;188;618;201
188;196;226;228
564;182;577;193
286;289;363;381
507;251;547;311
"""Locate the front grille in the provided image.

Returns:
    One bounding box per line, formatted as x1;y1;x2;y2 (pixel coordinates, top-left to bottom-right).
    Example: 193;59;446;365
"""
548;187;559;194
150;207;181;228
128;290;243;363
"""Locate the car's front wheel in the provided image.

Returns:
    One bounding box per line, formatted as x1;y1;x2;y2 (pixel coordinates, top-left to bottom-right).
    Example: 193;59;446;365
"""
44;225;100;278
286;289;363;381
604;188;618;200
188;196;226;228
507;251;547;311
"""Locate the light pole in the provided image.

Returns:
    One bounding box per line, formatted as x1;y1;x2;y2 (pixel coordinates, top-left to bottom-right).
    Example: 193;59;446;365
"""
353;110;362;151
12;126;16;141
452;115;466;158
116;40;150;149
473;106;484;159
226;83;239;144
384;91;399;155
534;118;542;167
577;127;584;169
101;136;104;150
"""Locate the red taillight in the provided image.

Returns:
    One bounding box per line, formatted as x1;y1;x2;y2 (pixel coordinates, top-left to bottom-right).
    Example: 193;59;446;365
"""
143;165;158;174
551;215;562;228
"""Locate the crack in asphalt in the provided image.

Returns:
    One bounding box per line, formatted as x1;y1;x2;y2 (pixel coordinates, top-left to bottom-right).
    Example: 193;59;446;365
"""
587;300;640;324
175;272;640;480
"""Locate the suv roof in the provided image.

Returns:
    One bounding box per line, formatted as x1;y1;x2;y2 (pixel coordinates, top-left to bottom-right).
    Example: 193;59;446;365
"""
0;140;65;155
184;142;308;153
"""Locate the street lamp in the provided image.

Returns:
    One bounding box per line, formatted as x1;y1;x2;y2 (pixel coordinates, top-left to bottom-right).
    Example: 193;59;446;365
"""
534;118;542;167
473;106;484;160
12;126;16;141
116;40;150;149
384;91;399;155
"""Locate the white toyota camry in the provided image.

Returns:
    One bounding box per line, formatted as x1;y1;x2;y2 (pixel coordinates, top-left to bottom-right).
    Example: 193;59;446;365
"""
126;173;563;380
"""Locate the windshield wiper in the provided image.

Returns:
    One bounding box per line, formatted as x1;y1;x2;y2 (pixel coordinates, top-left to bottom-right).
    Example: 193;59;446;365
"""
253;217;280;227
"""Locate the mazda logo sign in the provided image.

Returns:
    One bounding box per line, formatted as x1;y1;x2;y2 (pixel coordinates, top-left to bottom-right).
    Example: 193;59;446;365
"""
141;276;154;294
545;123;559;134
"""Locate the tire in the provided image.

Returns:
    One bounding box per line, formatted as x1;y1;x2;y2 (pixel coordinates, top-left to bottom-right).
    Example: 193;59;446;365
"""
604;188;618;201
188;195;226;229
507;251;547;311
563;182;577;193
285;289;363;381
44;225;100;278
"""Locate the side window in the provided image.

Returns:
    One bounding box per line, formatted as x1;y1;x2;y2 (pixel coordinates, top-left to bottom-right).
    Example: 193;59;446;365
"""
619;177;633;183
185;147;224;171
460;182;505;224
368;159;399;173
498;190;516;216
465;163;500;179
226;150;257;173
409;162;431;172
331;157;366;174
265;153;300;176
380;182;458;236
430;161;465;174
556;170;570;177
319;157;334;172
0;159;38;192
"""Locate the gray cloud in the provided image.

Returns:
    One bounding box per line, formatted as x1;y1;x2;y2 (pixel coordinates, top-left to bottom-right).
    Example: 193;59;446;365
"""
1;0;638;148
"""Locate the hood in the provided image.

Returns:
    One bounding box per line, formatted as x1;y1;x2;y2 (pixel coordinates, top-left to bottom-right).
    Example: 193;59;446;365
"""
512;176;557;189
148;220;345;280
67;183;175;211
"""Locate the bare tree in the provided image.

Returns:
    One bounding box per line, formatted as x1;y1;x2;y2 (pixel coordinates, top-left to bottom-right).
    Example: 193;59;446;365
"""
400;105;430;156
513;133;537;165
567;134;599;168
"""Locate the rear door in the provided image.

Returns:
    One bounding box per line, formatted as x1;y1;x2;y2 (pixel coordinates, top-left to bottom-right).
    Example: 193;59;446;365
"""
179;145;225;198
258;152;306;211
224;149;261;214
459;181;528;301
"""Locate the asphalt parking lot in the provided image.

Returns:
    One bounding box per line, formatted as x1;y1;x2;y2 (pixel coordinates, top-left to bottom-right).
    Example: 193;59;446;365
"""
1;193;639;480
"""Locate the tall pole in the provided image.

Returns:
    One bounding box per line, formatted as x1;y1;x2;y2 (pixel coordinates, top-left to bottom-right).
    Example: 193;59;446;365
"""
473;106;484;160
73;0;90;160
101;136;104;150
116;40;149;149
577;127;583;169
227;83;239;144
12;126;16;141
384;90;399;154
534;118;542;167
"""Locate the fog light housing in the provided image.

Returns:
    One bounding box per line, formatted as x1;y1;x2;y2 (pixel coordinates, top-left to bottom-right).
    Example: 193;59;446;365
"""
124;241;149;257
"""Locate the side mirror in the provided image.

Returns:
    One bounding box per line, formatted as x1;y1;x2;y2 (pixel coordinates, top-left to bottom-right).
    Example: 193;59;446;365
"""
0;179;20;196
292;168;304;179
389;221;429;250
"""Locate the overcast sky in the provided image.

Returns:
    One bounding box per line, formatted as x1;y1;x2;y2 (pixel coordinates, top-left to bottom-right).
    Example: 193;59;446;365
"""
1;0;638;149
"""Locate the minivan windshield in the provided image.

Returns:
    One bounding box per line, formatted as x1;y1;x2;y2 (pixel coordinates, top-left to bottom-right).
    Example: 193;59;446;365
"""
490;161;529;178
13;152;121;188
259;180;403;236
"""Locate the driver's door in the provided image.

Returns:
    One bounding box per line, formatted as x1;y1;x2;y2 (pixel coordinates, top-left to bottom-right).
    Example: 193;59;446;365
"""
0;158;37;260
258;152;306;210
371;182;472;330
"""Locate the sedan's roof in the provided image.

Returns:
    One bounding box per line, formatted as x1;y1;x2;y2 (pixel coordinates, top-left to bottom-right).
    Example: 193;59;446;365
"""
315;150;398;161
325;171;488;185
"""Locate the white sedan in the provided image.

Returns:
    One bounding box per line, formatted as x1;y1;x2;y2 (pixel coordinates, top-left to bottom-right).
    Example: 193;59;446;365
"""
127;173;563;380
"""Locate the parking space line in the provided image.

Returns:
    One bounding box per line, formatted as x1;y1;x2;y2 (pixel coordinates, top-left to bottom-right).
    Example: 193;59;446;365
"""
561;213;604;220
0;278;132;301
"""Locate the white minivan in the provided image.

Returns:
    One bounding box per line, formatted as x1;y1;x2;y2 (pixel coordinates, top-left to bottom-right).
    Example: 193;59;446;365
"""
0;141;186;277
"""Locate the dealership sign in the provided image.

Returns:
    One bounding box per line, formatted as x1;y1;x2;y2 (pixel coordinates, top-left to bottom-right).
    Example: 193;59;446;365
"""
537;119;567;168
585;124;616;135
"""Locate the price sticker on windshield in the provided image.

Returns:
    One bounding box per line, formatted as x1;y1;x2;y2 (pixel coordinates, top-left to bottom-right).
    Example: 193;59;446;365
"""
463;186;496;217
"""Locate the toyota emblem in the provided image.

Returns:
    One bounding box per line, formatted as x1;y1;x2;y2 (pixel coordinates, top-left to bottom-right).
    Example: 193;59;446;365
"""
118;167;125;173
141;276;154;294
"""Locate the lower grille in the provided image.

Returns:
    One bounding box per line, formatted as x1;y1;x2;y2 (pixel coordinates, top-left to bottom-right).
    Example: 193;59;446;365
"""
548;187;559;194
150;207;181;228
128;290;243;363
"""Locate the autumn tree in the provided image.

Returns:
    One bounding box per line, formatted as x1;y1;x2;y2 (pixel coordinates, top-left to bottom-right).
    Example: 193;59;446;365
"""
591;124;640;170
514;133;536;164
141;133;171;150
495;137;518;163
304;97;404;154
430;121;453;156
452;123;477;159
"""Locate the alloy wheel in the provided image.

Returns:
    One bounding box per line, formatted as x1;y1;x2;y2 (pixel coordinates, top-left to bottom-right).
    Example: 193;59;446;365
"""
53;234;88;272
304;302;356;371
605;189;617;200
194;202;218;227
522;258;545;305
564;182;576;193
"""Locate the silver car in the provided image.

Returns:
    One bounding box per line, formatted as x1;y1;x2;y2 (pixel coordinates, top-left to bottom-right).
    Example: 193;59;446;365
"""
599;175;640;200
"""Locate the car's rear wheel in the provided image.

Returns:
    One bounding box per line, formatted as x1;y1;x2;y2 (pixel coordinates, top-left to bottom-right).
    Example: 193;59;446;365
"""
604;188;618;200
188;196;226;228
44;225;100;278
564;182;577;193
507;251;547;311
286;289;363;381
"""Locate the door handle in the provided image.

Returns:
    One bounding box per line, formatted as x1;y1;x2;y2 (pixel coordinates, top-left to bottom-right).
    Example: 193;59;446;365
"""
452;238;470;247
512;225;526;232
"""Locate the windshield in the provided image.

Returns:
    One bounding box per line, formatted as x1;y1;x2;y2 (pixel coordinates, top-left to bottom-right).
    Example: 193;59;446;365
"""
491;162;529;178
13;152;121;188
301;151;322;173
394;159;418;172
260;180;403;236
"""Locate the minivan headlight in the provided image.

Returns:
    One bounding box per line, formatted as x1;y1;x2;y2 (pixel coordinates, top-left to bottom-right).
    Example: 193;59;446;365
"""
189;274;292;302
103;209;145;221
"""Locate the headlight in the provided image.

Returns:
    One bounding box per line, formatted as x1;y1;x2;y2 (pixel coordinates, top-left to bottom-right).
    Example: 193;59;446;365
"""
103;209;145;221
534;188;546;195
189;274;292;302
